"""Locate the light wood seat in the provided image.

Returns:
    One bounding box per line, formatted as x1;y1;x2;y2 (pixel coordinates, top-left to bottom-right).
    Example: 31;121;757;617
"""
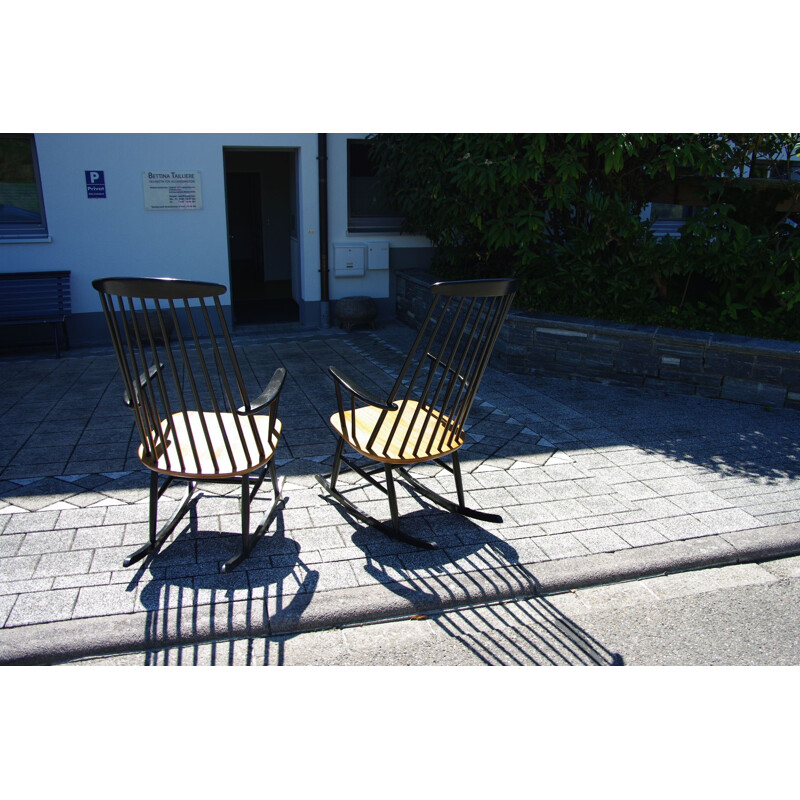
316;277;517;548
142;412;282;478
331;402;462;464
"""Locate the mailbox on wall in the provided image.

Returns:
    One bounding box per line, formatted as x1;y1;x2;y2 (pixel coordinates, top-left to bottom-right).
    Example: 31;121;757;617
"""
368;241;389;271
333;244;366;277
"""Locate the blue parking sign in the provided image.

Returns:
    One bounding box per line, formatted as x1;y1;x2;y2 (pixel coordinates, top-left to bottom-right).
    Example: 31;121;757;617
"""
85;170;106;198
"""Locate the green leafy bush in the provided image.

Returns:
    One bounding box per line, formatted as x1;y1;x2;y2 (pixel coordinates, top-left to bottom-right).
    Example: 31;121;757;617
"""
369;133;800;340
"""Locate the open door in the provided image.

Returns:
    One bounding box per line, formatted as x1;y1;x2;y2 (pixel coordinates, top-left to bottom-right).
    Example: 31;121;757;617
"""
224;149;299;324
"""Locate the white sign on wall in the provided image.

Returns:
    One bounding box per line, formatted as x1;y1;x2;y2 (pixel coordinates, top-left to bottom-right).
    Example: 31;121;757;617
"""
143;171;202;210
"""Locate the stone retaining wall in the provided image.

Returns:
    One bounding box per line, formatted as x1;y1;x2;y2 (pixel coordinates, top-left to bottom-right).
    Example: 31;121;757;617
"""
395;270;800;410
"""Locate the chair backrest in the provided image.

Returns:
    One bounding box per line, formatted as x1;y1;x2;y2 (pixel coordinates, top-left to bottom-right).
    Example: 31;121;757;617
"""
93;276;274;476
372;278;517;459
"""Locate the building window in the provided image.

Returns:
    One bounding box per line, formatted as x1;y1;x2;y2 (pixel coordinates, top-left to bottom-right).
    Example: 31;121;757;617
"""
0;134;48;238
347;138;403;233
751;159;800;181
648;203;691;239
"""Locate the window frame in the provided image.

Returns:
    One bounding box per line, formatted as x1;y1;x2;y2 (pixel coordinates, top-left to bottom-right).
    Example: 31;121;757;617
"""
0;134;49;239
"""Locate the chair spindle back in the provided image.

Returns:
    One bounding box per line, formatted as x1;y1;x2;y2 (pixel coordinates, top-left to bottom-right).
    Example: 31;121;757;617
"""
372;278;517;460
93;277;275;476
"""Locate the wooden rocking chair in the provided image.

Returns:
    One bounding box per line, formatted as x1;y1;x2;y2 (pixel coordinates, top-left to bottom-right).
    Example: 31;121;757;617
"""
93;277;286;572
316;278;517;548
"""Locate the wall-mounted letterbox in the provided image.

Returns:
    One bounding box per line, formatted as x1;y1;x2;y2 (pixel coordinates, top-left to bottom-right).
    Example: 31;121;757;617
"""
368;241;390;271
333;243;366;277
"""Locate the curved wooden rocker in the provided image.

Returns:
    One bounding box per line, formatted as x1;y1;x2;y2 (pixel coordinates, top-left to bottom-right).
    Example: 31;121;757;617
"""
316;278;518;548
94;277;286;572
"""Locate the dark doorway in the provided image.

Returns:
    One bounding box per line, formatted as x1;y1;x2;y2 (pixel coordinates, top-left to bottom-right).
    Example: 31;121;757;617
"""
224;149;299;324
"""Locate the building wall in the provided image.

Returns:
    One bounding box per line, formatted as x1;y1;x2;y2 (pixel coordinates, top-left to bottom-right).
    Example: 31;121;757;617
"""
325;133;430;308
0;133;434;344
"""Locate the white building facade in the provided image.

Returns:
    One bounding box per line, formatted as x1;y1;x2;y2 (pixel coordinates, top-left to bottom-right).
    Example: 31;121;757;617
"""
0;133;434;345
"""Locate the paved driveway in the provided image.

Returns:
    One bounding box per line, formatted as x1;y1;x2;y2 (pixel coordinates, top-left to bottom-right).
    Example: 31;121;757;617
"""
1;322;799;663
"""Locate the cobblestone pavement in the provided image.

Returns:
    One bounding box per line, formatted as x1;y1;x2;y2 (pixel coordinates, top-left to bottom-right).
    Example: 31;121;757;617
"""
1;322;799;663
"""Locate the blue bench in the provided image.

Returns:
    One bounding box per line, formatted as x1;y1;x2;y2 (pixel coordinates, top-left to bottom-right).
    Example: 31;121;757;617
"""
0;271;72;357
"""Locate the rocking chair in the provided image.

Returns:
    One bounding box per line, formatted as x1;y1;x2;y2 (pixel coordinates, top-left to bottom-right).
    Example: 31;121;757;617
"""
316;278;517;548
93;277;286;573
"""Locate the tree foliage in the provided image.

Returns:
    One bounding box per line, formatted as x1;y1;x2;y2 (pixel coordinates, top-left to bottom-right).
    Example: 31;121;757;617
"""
368;133;800;339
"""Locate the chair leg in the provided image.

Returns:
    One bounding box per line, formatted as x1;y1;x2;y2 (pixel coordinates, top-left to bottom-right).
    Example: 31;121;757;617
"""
123;471;196;567
269;458;280;496
384;465;401;534
452;450;467;509
241;473;251;555
221;462;285;573
330;437;345;490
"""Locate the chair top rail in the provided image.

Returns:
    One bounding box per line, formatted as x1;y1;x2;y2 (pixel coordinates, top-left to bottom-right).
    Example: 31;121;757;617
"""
92;276;226;300
432;278;518;298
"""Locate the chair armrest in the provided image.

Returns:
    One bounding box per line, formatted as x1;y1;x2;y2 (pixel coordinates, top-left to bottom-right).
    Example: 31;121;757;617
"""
123;363;162;407
238;367;286;415
329;366;397;411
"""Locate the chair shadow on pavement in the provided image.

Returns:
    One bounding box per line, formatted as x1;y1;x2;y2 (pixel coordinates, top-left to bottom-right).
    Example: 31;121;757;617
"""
346;506;623;666
428;595;625;666
126;491;624;665
133;501;319;666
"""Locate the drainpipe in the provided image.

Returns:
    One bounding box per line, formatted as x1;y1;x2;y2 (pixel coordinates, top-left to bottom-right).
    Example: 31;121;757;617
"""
318;133;331;328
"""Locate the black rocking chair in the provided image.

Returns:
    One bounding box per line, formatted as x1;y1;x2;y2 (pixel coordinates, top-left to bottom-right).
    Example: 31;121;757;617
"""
316;278;518;548
93;277;286;572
